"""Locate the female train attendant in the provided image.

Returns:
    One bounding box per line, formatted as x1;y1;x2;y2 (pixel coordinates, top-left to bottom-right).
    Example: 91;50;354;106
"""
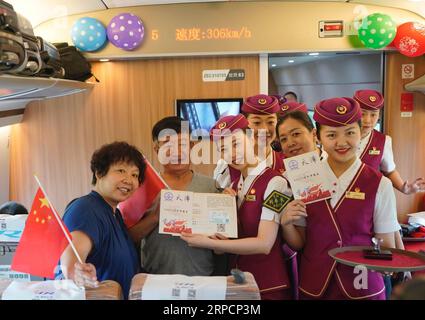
182;114;293;300
280;97;399;300
353;89;425;194
276;110;320;162
275;109;318;300
277;101;308;120
270;100;310;155
353;89;424;295
214;94;285;189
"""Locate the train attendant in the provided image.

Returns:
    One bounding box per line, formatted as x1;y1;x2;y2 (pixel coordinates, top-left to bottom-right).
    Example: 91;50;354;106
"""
281;97;399;300
214;94;284;189
353;89;425;295
275;109;318;300
276;110;323;162
353;89;425;194
271;100;310;153
277;101;308;119
182;114;293;300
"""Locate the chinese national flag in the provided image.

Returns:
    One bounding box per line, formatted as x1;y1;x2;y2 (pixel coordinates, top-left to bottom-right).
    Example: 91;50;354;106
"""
11;187;71;279
120;162;167;228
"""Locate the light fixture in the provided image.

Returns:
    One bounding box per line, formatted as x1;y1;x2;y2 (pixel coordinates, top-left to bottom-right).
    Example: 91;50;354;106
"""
271;64;277;67
99;58;110;62
288;60;295;63
309;52;320;56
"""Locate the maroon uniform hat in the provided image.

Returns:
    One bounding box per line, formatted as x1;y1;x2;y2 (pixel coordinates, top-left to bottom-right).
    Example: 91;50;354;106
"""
353;89;384;111
278;101;308;117
313;97;362;127
241;94;280;115
210;114;249;141
270;94;286;105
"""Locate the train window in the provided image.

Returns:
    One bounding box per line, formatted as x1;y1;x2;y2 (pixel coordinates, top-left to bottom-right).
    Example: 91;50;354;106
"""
269;51;384;133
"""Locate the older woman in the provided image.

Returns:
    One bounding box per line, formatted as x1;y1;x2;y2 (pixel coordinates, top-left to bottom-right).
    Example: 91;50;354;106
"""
60;141;146;299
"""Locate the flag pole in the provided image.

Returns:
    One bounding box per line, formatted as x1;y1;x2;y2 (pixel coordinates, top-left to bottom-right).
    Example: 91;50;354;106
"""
144;157;170;189
33;175;83;264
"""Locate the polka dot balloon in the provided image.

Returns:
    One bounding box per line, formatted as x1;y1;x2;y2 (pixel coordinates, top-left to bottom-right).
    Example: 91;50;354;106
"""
107;13;145;51
357;13;397;49
71;17;107;52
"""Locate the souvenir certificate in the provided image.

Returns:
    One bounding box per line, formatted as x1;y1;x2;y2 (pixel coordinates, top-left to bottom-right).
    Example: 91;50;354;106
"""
159;189;237;238
284;151;332;204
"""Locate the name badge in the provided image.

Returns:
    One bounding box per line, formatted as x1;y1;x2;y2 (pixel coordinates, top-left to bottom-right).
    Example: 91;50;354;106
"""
245;195;256;202
368;148;381;155
345;191;365;200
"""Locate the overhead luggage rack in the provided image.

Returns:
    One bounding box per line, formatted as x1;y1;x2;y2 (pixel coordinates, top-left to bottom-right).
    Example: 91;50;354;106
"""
0;74;95;126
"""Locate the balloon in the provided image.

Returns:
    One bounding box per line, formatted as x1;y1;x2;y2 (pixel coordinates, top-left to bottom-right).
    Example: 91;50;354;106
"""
357;13;397;49
393;22;425;57
107;13;145;51
71;17;107;52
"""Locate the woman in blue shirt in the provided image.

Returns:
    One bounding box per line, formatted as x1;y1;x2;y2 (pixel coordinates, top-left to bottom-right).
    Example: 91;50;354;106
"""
61;141;146;299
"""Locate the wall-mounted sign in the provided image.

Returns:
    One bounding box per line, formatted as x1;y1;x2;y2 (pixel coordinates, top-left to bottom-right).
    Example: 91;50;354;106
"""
202;69;245;82
400;92;414;117
319;21;343;38
401;64;414;79
400;92;414;112
175;27;252;42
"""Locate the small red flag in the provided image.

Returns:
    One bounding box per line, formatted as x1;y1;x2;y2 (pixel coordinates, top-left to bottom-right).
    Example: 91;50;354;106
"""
120;163;166;228
11;187;71;279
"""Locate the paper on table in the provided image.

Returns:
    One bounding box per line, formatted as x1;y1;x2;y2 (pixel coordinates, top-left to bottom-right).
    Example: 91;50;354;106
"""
141;274;227;300
0;265;31;282
2;279;86;300
407;211;425;227
284;151;333;204
0;214;27;242
159;189;238;238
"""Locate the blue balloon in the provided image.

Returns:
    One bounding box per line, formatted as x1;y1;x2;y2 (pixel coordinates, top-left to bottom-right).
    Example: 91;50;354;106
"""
71;17;107;52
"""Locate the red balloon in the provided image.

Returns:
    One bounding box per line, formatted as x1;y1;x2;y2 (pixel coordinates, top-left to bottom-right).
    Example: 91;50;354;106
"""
393;22;425;57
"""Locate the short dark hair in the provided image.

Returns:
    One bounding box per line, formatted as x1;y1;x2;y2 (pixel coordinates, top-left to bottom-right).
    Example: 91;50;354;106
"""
90;141;146;185
152;116;191;142
284;91;298;100
276;111;315;138
0;201;28;215
315;120;362;139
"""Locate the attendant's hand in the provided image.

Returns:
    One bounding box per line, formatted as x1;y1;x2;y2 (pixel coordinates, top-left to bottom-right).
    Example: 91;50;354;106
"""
73;262;99;288
209;233;229;240
280;200;307;226
401;177;425;194
222;188;237;196
180;232;213;249
209;233;228;254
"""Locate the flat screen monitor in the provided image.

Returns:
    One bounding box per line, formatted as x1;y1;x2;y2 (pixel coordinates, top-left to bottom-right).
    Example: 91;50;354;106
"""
176;98;243;137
